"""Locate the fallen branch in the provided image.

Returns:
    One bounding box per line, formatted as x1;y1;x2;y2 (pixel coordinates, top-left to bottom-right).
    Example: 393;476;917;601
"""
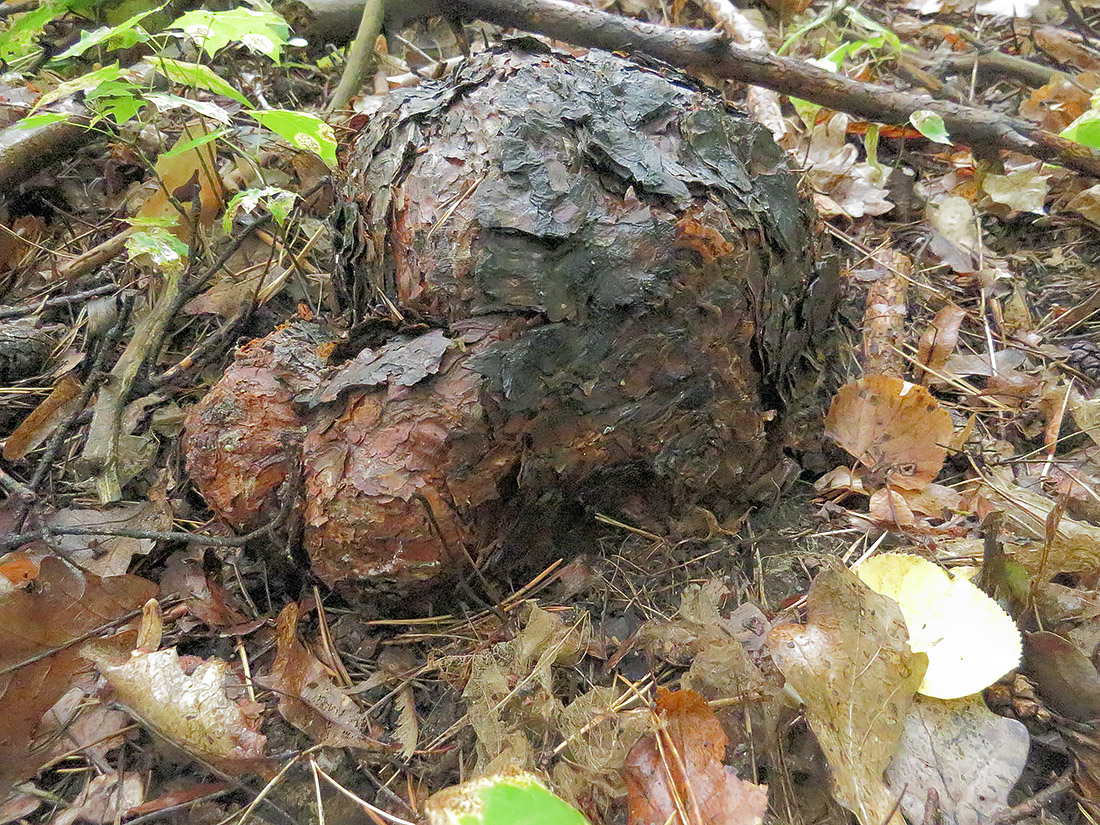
285;0;1100;178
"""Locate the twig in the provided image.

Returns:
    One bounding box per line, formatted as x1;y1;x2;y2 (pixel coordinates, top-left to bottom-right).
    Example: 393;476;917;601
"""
0;284;119;320
82;268;184;503
53;228;135;283
989;767;1074;824
358;0;1100;178
0;513;288;553
13;292;134;528
327;0;384;112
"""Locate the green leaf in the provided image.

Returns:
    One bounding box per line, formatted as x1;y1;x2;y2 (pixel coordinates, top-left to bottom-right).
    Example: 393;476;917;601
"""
910;110;952;144
0;1;66;62
33;63;126;111
1062;109;1100;150
168;7;290;62
223;186;297;233
162;127;227;158
248;109;336;167
15;112;75;129
144;92;232;124
146;57;250;106
85;79;145;124
126;226;189;273
425;771;590;825
54;4;162;60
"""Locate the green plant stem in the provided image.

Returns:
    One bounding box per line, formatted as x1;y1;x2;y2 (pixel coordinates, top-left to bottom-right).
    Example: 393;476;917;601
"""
326;0;383;113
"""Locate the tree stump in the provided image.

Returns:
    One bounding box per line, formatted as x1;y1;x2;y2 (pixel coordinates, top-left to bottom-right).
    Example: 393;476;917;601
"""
184;43;835;597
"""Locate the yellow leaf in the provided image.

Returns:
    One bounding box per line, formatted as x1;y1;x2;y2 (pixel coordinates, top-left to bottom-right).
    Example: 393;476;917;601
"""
855;553;1021;699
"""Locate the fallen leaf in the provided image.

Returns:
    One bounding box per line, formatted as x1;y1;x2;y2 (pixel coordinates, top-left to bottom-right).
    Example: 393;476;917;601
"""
264;602;376;748
1023;630;1100;721
84;604;268;776
623;688;766;825
982;166;1049;214
22;502;173;577
915;304;966;384
0;557;155;794
2;373;83;462
824;375;954;490
134;121;225;240
855;553;1021;699
767;561;926;825
885;694;1029;825
52;772;143;825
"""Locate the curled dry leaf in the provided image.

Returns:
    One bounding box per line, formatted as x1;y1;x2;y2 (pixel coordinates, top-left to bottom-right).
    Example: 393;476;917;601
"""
824;375;954;490
52;772;143;825
84;636;268;776
885;695;1029;825
915;304;967;384
265;602;376;749
767;561;926;825
0;557;156;795
624;688;767;825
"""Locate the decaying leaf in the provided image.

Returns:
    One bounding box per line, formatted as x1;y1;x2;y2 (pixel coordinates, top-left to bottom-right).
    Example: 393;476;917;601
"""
978;478;1100;574
455;604;589;769
84;602;268;776
915;304;967;384
0;557;155;794
20;501;173;577
767;561;926;825
623;688;767;825
52;772;143;825
855;553;1021;699
885;695;1029;825
264;602;376;748
1023;631;1100;721
825;375;954;490
2;372;83;462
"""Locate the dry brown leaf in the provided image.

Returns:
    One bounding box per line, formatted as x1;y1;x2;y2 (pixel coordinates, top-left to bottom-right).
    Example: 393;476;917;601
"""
978;479;1100;574
2;373;83;462
52;772;143;825
915;304;966;384
767;561;926;825
134;122;225;239
0;557;155;794
824;375;954;490
1019;75;1094;132
624;688;767;825
265;602;376;749
20;502;173;577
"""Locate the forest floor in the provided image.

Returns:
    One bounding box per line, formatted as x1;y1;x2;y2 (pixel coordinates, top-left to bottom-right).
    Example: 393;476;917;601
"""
3;0;1100;823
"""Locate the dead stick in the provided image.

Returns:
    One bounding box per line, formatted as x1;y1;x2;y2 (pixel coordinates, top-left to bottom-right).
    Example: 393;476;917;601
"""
289;0;1100;178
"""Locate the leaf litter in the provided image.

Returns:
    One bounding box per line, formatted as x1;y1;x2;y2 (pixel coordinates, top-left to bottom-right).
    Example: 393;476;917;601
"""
8;0;1100;820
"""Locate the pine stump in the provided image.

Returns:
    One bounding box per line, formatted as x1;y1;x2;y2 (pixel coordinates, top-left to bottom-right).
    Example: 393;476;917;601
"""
184;43;835;597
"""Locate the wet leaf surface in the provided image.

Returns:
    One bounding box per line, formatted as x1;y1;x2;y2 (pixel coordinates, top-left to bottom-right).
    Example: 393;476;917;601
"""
0;557;155;793
767;562;926;825
623;687;767;825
